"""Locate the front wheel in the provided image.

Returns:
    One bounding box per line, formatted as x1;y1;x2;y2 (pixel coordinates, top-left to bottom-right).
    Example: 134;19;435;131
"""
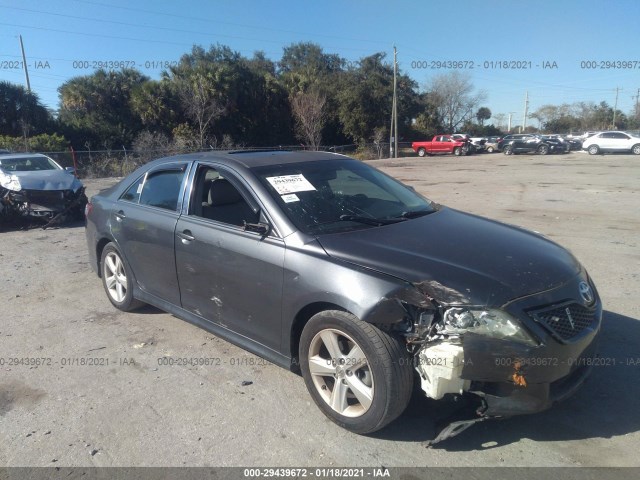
453;147;462;156
100;243;144;311
299;311;413;434
588;145;600;155
632;144;640;155
486;146;494;153
537;144;549;155
503;145;513;155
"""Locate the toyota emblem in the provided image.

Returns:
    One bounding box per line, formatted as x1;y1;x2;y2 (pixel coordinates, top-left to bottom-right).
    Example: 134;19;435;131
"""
579;282;594;304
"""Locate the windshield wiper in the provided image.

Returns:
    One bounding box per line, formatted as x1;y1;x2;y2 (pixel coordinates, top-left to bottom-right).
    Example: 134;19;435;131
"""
395;209;435;219
339;214;401;226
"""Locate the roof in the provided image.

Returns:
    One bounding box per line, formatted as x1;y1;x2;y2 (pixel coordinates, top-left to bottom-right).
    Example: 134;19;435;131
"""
162;150;350;169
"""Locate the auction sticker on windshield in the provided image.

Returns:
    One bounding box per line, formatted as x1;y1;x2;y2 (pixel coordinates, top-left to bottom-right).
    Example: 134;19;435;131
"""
266;174;316;195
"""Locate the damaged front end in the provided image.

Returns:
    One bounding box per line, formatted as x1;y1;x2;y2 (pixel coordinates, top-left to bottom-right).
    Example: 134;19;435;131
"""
0;173;87;228
389;277;602;446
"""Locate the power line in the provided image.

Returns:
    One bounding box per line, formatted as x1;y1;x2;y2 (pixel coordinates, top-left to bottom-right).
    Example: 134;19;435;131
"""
0;5;378;53
68;0;388;46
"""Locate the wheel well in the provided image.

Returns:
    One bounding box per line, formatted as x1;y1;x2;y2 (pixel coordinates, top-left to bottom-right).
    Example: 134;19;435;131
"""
95;237;112;277
289;302;348;371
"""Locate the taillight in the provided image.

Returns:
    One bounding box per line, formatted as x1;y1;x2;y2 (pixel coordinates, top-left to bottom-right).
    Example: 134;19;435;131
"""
85;202;93;218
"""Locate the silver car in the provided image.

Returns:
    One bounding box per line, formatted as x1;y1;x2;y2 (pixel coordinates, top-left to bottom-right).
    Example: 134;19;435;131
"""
0;153;86;227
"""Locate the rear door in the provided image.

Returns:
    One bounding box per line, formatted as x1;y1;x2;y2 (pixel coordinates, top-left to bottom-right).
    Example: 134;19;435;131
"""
110;162;189;306
596;132;615;151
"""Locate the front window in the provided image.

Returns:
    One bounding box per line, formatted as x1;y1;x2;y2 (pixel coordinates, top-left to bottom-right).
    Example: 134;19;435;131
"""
0;155;60;172
253;159;436;235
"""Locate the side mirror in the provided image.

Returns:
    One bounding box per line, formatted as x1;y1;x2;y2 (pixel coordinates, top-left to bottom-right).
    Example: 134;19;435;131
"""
65;167;76;173
243;221;270;236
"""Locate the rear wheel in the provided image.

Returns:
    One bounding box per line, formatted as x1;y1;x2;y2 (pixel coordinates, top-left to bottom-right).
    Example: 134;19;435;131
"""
632;144;640;155
101;243;143;311
588;145;600;155
417;147;426;157
486;146;494;153
537;144;549;155
299;311;413;434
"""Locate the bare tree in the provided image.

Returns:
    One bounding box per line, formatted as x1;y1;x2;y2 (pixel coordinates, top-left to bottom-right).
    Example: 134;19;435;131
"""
426;72;486;132
290;90;326;150
179;74;226;148
493;113;506;130
371;126;386;159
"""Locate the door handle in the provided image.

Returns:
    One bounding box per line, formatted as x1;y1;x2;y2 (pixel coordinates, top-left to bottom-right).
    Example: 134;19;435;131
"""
177;230;195;243
114;210;126;222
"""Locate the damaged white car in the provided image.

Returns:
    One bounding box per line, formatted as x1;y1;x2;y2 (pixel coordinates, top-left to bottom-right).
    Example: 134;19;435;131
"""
0;153;87;228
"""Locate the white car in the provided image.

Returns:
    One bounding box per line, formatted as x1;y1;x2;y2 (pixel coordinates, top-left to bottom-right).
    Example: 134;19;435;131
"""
582;131;640;155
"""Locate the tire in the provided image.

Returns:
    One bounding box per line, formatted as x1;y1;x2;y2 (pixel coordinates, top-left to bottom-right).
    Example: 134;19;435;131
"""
503;145;513;155
486;146;494;153
299;310;413;434
417;148;426;157
537;144;549;155
453;147;462;156
587;145;599;155
632;144;640;155
100;242;143;311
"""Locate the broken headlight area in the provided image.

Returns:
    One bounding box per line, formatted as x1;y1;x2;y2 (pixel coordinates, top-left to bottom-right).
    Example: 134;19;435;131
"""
398;303;544;445
439;308;539;347
0;170;22;192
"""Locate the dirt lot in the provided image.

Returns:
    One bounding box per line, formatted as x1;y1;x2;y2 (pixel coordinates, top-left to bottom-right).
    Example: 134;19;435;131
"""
1;151;639;468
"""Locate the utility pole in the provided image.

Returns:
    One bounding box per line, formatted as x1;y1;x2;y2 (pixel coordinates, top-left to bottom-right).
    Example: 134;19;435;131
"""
612;87;621;129
507;112;516;132
19;35;31;93
389;45;398;158
521;91;529;133
633;88;640;119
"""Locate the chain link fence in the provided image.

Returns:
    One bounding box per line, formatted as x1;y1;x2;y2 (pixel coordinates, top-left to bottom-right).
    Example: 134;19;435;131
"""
38;143;416;179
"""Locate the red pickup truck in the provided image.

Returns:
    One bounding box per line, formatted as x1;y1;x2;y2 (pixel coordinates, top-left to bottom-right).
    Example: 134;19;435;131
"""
412;135;467;157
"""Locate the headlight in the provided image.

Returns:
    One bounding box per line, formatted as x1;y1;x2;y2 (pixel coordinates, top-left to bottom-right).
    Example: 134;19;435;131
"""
0;171;21;192
441;307;538;346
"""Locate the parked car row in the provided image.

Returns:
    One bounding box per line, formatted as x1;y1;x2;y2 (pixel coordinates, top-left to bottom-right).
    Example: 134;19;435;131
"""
412;130;640;157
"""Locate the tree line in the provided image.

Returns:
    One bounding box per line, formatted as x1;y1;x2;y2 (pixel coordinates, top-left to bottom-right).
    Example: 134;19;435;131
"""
1;42;638;154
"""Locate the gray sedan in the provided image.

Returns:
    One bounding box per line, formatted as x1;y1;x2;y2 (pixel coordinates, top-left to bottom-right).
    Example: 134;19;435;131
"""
85;150;601;442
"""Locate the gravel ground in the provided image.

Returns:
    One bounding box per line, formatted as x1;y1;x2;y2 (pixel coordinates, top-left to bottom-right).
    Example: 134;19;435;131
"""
0;151;639;468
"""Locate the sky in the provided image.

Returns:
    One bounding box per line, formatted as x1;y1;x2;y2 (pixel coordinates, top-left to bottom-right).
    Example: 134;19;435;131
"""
1;0;640;128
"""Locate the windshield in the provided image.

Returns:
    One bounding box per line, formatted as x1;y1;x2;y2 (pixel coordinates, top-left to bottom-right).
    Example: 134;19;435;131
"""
253;159;436;234
0;156;61;172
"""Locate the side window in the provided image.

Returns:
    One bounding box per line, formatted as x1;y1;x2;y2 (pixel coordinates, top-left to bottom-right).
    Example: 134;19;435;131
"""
139;169;185;211
191;165;258;227
121;175;145;203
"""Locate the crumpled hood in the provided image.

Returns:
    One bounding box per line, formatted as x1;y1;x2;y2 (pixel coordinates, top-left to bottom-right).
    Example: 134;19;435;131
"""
316;208;582;306
10;169;82;191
